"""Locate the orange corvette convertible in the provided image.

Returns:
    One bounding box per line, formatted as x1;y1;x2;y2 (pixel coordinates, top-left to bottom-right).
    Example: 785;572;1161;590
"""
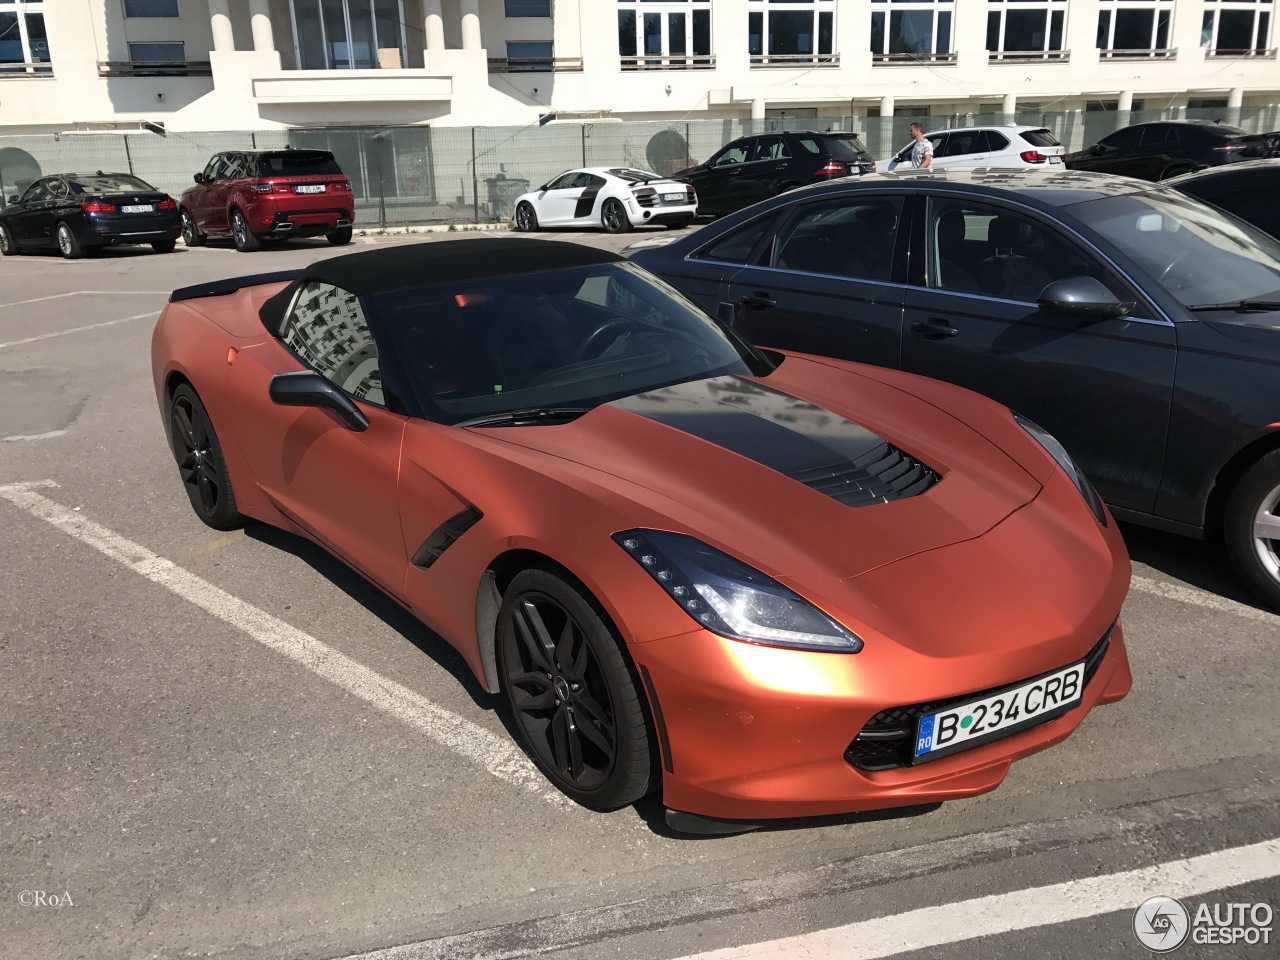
152;238;1132;830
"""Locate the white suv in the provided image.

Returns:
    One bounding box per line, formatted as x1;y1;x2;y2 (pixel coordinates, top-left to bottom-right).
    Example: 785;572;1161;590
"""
883;125;1067;171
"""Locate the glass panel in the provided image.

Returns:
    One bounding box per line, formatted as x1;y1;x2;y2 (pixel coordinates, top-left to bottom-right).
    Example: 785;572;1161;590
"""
128;41;186;60
770;11;815;54
25;11;47;62
1050;10;1063;49
1097;10;1111;49
321;0;348;68
296;0;327;69
987;11;1001;50
871;11;885;52
285;283;384;406
373;0;402;57
643;11;661;55
123;0;180;15
1004;10;1046;51
255;151;343;176
505;0;551;16
771;196;904;282
1259;11;1270;47
0;12;22;64
1113;9;1155;50
670;11;686;56
618;10;637;56
346;2;375;69
749;11;762;55
890;10;935;54
819;12;833;54
1202;11;1214;47
1217;9;1256;49
695;216;773;264
692;10;710;54
937;11;951;52
1156;10;1170;48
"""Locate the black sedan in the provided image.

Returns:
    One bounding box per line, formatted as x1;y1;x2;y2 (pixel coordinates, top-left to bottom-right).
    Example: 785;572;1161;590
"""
629;168;1280;607
0;172;181;259
1168;159;1280;242
1065;120;1280;182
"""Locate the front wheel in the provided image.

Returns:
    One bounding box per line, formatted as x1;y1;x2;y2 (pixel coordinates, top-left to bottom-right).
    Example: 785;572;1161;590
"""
327;226;353;246
600;198;633;234
514;201;539;232
1224;450;1280;610
497;566;656;810
151;238;177;253
0;222;18;256
56;221;85;259
168;384;245;530
230;209;261;252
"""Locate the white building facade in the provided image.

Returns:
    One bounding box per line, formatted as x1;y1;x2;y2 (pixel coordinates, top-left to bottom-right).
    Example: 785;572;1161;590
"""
0;0;1276;133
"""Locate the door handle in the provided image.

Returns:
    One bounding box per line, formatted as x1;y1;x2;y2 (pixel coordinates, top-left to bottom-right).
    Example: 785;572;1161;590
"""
739;293;776;311
911;319;959;339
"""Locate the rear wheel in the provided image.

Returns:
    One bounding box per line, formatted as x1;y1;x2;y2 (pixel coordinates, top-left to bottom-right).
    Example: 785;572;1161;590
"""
0;222;18;256
181;208;206;247
326;226;353;246
151;238;177;253
1159;164;1194;181
1224;450;1280;610
168;384;244;530
514;202;539;232
230;208;261;252
600;198;632;234
668;217;693;229
497;566;656;810
777;182;803;195
56;221;85;259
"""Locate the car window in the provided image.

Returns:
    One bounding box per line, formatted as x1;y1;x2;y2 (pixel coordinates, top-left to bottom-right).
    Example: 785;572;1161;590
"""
45;178;70;200
1203;187;1280;236
692;214;776;264
1139;126;1171;147
820;135;870;159
224;154;251;180
751;136;791;162
927;198;1124;303
255;151;342;177
69;174;156;194
712;142;750;166
545;172;577;190
202;156;227;182
770;196;904;282
20;180;51;204
1020;129;1060;148
794;137;823;156
941;132;981;157
1100;127;1142;149
283;281;385;406
981;130;1011;152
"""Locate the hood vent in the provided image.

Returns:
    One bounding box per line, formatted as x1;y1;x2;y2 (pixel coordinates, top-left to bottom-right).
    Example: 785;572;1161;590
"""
786;441;939;508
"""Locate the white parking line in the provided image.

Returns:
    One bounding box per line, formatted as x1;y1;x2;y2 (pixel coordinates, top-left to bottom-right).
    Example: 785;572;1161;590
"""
0;480;564;804
669;837;1280;960
1;430;66;443
0;292;81;309
0;291;168;309
0;312;154;350
1131;574;1280;625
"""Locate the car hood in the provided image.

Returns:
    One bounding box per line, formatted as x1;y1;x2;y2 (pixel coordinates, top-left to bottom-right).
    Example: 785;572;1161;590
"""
475;358;1041;581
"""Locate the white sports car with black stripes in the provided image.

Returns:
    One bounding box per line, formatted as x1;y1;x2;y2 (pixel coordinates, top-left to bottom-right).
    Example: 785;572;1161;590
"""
513;167;698;234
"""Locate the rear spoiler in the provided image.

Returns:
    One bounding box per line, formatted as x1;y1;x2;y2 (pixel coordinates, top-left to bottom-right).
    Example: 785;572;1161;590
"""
169;269;304;303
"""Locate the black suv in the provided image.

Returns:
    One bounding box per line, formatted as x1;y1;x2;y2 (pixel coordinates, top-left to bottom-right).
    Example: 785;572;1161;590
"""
674;130;873;217
1065;120;1280;181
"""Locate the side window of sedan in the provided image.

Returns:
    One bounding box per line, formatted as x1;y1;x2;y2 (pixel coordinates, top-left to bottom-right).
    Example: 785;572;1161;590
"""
712;142;750;166
46;179;70;201
20;180;51;204
691;214;776;264
283;281;385;406
770;196;904;281
927;198;1124;303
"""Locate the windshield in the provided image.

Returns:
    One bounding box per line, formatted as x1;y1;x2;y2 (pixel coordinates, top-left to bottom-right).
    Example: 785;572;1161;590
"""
70;175;156;194
255;152;343;177
1022;129;1061;148
822;135;870;159
607;168;664;183
370;262;769;423
1072;190;1280;309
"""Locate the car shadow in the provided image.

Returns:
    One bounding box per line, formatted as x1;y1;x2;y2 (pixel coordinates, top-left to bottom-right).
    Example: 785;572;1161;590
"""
630;793;943;839
1117;520;1265;608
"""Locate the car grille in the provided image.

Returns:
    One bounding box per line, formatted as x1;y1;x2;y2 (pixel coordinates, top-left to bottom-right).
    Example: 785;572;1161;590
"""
844;623;1115;772
786;441;939;508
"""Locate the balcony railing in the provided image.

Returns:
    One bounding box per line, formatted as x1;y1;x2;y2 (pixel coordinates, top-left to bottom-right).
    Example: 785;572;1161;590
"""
98;60;212;77
0;62;53;76
988;49;1070;62
1204;47;1277;59
873;52;958;64
749;53;839;68
1101;47;1177;60
487;57;583;73
620;54;716;71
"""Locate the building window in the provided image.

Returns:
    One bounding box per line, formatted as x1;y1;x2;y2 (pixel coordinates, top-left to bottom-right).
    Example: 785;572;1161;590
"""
0;0;50;73
505;0;550;16
129;41;185;61
505;40;552;70
123;0;180;16
619;1;712;70
870;0;955;62
748;0;835;65
290;0;406;70
1202;0;1273;55
987;0;1066;60
1096;0;1174;57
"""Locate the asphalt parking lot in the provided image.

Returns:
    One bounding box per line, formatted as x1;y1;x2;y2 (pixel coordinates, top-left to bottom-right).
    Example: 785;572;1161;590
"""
1;228;1277;960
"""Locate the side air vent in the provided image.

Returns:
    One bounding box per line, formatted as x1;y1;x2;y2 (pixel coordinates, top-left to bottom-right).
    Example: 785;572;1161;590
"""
412;507;483;569
786;441;939;508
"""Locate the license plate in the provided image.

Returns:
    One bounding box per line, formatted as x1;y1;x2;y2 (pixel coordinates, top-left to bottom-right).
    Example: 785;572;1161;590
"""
662;192;684;202
913;661;1085;763
295;184;325;194
121;204;153;213
1049;156;1063;164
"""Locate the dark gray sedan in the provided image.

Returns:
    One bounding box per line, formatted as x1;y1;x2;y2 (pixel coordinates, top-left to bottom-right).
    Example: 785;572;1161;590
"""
629;168;1280;608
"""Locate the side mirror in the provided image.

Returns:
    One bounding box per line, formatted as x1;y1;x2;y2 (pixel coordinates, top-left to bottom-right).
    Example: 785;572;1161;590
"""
715;301;740;327
193;173;206;184
537;183;550;192
1091;144;1106;155
268;371;369;432
1037;277;1134;320
5;195;18;204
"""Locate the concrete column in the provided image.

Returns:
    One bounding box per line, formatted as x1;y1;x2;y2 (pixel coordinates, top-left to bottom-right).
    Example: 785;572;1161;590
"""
1002;93;1017;120
1117;89;1133;127
1227;87;1243;126
751;97;766;120
424;0;444;51
880;95;895;117
209;0;234;53
460;0;481;50
249;0;274;53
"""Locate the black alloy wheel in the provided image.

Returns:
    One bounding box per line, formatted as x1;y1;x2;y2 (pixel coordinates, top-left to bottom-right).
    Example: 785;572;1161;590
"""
168;384;244;530
600;199;632;234
0;222;16;256
514;201;539;232
497;566;656;810
181;208;206;247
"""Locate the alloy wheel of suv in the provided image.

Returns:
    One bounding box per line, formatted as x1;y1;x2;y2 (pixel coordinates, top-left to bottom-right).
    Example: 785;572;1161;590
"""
230;209;261;252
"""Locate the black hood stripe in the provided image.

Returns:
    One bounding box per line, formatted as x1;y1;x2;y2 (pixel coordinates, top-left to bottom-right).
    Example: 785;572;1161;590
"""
609;377;939;507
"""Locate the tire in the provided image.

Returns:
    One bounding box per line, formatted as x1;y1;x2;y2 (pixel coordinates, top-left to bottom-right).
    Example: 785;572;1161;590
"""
600;198;633;234
326;226;353;246
230;208;261;252
514;201;539;232
1159;164;1194;181
151;238;177;254
56;221;85;259
497;565;657;810
0;222;18;256
167;383;245;531
1224;449;1280;610
669;217;693;230
181;208;206;247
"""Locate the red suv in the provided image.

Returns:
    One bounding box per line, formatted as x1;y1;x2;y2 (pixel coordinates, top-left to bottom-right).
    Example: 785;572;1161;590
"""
180;149;354;252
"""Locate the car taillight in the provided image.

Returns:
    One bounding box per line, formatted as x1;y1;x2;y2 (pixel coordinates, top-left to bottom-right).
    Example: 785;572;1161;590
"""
253;183;273;193
156;198;177;210
81;201;116;212
632;186;657;207
816;161;847;175
333;181;351;192
868;161;877;173
1020;151;1048;164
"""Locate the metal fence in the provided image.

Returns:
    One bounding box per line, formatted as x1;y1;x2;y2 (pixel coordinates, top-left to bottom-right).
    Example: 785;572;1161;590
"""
2;105;1278;227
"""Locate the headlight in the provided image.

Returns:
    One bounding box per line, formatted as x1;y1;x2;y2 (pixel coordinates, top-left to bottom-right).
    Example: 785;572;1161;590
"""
613;529;863;653
1012;412;1107;525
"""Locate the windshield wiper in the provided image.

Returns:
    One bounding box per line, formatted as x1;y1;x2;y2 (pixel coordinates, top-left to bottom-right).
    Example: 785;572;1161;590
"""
1186;300;1280;313
455;407;592;428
